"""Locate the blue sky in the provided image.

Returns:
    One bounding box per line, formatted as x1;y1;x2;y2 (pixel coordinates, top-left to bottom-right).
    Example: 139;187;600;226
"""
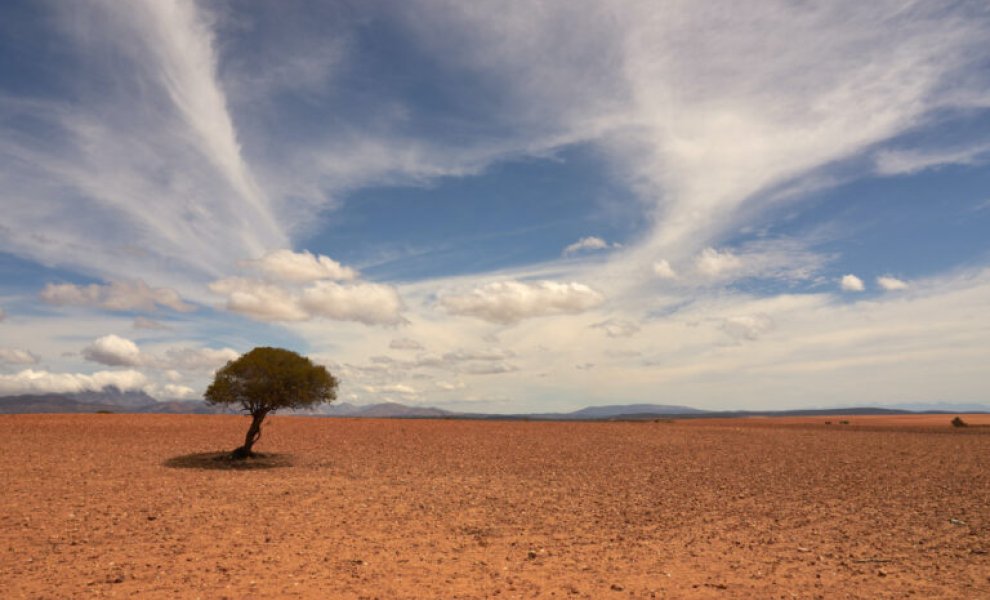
1;1;989;412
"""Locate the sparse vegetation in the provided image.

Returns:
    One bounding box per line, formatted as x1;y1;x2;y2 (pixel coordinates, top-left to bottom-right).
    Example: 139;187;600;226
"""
951;416;968;428
205;347;338;459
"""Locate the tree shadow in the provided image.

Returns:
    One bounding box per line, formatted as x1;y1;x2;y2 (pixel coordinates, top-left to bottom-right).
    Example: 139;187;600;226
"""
163;451;293;470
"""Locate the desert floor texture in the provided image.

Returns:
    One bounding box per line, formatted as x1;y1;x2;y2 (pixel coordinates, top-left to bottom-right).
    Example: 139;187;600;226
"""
2;414;989;599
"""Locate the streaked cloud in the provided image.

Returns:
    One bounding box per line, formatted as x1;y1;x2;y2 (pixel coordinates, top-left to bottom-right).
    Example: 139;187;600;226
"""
133;317;170;330
874;142;990;176
389;338;424;351
563;236;616;256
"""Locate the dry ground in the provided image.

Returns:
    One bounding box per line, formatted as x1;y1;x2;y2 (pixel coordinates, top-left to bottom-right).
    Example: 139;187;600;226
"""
1;414;988;599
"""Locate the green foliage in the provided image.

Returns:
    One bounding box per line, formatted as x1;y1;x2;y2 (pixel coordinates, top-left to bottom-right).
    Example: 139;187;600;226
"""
205;347;338;416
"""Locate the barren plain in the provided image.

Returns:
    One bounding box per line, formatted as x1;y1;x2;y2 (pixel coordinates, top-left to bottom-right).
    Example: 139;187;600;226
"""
2;414;988;599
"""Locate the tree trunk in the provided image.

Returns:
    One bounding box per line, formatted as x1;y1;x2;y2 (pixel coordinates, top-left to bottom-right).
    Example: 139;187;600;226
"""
232;411;266;459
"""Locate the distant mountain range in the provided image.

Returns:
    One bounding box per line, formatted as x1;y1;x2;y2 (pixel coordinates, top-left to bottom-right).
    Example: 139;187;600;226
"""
1;389;987;419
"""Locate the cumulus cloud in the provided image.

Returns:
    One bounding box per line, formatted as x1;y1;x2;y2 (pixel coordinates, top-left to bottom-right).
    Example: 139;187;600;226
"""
652;259;677;279
80;335;236;372
840;274;865;292
390;338;424;351
695;248;744;278
563;236;616;256
161;383;196;399
243;249;358;283
0;348;41;366
720;314;775;341
0;368;148;395
591;319;641;338
209;277;309;321
82;334;144;367
877;275;909;291
438;280;605;324
300;281;405;325
40;280;194;313
211;246;402;325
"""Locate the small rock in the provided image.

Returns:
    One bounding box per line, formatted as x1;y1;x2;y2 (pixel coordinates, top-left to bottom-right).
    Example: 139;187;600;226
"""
878;568;887;577
527;550;538;560
949;518;966;526
610;583;624;591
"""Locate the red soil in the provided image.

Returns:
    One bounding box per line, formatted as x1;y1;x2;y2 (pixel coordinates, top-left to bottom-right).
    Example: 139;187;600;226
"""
2;414;988;598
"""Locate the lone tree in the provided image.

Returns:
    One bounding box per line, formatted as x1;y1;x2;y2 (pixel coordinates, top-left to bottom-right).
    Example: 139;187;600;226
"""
205;347;338;458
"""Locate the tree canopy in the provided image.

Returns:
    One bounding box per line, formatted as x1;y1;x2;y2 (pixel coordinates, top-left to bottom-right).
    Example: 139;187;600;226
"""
205;347;338;458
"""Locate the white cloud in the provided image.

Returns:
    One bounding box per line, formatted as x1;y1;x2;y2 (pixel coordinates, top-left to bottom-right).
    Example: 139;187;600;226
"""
695;248;743;278
442;348;516;362
0;368;148;395
382;383;417;395
210;246;400;326
160;347;239;371
459;362;519;375
0;348;41;366
390;338;424;351
840;274;865;292
652;259;677;279
877;275;909;291
243;249;358;283
209;277;310;321
720;314;775;341
874;142;990;176
591;319;641;338
161;383;196;399
438;280;605;324
300;281;405;325
563;236;615;256
436;380;466;391
79;335;236;373
82;334;144;367
40;281;194;313
133;317;170;330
